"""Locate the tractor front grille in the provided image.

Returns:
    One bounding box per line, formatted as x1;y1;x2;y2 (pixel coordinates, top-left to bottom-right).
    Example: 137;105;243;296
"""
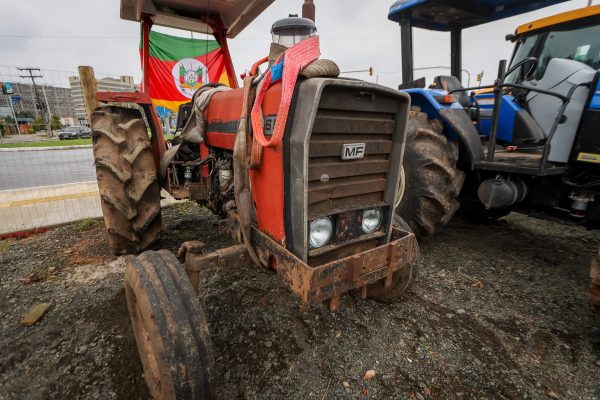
284;78;409;263
305;87;403;261
307;108;395;218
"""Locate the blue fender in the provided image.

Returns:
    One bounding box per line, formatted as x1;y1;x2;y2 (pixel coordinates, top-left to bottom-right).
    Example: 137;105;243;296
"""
404;89;484;166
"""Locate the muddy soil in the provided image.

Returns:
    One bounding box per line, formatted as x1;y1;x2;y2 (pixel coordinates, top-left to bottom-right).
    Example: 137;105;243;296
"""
0;202;599;399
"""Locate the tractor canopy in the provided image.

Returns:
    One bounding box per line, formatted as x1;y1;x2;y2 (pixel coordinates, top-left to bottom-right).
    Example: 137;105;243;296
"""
388;0;570;31
120;0;275;38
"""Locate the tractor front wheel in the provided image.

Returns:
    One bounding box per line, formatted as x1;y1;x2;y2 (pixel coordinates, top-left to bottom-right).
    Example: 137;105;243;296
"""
124;250;215;399
395;110;465;239
92;106;162;255
367;215;420;303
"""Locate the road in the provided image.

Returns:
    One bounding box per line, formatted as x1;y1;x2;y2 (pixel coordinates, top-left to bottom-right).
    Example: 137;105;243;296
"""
0;148;96;190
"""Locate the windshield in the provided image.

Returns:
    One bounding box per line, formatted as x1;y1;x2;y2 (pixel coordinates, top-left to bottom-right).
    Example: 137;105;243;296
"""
506;23;600;84
64;127;80;132
505;33;540;83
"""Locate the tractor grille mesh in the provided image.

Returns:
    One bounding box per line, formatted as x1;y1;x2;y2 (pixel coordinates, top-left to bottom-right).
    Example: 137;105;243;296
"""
307;89;398;218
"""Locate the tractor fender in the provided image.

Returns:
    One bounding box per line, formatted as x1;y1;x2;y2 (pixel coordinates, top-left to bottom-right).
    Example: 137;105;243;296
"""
438;108;484;166
405;89;484;167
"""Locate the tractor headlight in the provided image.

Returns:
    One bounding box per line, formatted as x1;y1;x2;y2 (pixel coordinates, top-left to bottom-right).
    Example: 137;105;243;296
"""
309;217;333;248
361;208;382;233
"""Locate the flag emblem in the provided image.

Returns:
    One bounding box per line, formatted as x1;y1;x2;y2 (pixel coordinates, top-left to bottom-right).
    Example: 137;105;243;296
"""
172;58;209;98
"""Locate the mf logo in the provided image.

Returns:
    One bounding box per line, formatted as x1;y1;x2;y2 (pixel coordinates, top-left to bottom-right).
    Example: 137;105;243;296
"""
341;143;366;160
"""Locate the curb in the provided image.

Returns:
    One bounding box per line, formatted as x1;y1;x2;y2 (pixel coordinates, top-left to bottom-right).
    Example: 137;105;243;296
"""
0;144;93;152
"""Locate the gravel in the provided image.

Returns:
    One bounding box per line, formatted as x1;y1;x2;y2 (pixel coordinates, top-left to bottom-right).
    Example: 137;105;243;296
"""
0;202;599;399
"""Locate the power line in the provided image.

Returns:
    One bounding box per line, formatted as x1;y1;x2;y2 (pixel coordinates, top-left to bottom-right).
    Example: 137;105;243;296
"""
0;34;131;39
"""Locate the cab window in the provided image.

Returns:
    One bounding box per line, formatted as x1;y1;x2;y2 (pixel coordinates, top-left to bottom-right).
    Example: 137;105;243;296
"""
532;24;600;80
505;33;540;84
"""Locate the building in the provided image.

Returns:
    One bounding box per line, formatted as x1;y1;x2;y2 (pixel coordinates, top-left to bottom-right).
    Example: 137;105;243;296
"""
0;82;75;121
69;75;137;125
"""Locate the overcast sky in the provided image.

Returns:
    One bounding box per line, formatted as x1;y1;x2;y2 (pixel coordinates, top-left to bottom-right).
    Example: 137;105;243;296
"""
0;0;593;89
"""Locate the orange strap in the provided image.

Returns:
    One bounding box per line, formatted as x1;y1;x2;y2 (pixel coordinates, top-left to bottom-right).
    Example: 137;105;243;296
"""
251;36;320;148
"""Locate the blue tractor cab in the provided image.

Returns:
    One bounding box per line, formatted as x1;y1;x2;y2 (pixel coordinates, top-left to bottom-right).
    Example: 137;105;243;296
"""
388;0;600;314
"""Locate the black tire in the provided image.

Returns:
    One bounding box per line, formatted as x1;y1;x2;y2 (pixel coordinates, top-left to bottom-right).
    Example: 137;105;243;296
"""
92;106;162;255
124;250;215;400
395;110;465;239
590;249;600;318
367;215;420;303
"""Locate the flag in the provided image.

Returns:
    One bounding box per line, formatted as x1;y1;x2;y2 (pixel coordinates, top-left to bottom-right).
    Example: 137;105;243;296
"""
142;30;231;112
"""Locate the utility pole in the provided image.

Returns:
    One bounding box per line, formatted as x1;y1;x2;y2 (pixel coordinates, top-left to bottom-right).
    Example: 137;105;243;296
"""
78;66;99;126
18;67;52;137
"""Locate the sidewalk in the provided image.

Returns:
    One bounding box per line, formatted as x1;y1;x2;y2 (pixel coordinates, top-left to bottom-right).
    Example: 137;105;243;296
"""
0;132;58;144
0;181;102;235
0;182;177;235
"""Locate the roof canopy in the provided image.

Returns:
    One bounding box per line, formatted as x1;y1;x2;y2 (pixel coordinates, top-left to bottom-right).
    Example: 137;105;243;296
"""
388;0;570;31
121;0;275;38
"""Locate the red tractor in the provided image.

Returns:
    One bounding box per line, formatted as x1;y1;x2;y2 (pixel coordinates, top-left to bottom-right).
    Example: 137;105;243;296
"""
92;1;418;397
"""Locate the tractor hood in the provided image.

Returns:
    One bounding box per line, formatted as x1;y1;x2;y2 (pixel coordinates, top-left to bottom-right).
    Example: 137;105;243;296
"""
388;0;570;31
121;0;275;38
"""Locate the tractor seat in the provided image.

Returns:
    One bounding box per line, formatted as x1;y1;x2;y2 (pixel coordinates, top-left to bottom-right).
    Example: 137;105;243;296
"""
430;75;469;107
526;58;595;163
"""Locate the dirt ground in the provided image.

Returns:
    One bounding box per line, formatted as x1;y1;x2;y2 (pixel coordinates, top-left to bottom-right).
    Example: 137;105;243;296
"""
0;201;599;400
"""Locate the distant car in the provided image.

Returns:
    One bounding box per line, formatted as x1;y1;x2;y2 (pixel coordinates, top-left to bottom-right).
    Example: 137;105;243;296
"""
57;126;92;140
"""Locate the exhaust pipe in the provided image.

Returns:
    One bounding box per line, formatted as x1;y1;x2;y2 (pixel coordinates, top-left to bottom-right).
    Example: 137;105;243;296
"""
302;0;315;22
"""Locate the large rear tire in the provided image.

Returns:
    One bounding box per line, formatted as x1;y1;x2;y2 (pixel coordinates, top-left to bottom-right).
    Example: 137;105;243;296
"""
92;106;162;255
395;110;465;239
590;249;600;318
125;250;215;399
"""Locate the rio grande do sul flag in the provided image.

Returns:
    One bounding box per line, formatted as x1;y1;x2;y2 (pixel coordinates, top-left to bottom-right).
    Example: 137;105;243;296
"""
142;30;230;112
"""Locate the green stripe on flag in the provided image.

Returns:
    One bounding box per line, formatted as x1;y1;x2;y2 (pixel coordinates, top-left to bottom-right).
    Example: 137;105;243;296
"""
143;30;220;61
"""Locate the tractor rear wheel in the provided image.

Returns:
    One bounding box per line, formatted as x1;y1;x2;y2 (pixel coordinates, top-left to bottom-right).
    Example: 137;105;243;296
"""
590;248;600;318
92;106;162;255
124;250;215;399
367;215;420;303
395;110;465;239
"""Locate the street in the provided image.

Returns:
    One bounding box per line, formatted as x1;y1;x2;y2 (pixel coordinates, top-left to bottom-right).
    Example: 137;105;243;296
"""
0;148;95;190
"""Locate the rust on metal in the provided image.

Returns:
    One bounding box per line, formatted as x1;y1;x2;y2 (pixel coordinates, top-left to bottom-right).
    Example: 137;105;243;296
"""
178;211;417;305
180;242;253;291
251;226;417;304
329;295;340;311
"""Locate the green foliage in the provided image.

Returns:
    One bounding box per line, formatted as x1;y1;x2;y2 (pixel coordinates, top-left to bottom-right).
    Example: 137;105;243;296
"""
32;116;45;132
0;240;10;254
0;138;92;148
51;116;61;130
73;218;100;232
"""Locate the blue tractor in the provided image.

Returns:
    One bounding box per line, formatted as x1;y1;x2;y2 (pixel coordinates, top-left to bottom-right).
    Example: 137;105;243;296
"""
388;1;600;314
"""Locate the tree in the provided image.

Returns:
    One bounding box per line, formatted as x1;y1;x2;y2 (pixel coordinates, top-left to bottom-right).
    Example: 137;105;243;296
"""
51;115;61;130
32;116;45;132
